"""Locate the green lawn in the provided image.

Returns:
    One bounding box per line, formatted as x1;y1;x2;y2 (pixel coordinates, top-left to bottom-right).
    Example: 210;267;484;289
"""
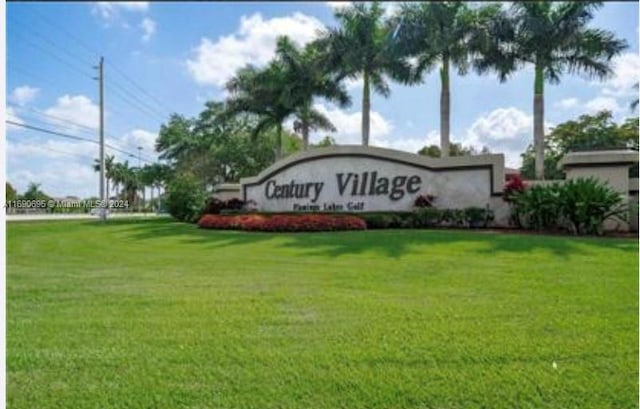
6;218;638;409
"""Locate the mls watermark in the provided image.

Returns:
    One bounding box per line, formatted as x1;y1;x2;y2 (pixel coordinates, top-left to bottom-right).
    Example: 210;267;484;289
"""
5;199;130;210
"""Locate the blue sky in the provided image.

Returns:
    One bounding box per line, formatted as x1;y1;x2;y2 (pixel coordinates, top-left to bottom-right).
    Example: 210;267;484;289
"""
6;1;639;198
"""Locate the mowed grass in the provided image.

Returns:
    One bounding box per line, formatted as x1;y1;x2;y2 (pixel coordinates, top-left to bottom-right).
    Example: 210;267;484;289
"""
6;218;638;409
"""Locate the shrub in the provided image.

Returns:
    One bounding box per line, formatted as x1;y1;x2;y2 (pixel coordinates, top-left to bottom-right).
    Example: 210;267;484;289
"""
513;183;562;231
198;214;367;232
512;178;626;235
413;207;443;227
503;175;527;203
441;209;466;227
359;212;414;229
165;174;207;223
414;194;436;208
557;177;628;235
464;207;494;228
202;198;247;215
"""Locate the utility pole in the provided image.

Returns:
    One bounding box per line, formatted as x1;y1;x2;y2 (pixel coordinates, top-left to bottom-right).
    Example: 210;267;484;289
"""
137;146;143;212
94;57;106;221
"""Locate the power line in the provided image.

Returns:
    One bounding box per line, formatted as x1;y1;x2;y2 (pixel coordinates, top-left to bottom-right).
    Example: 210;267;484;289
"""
6;121;156;164
10;104;100;134
107;62;175;115
7;62;51;83
21;6;176;118
7;120;97;144
107;81;167;123
9;106;154;162
10;30;94;80
26;4;100;61
8;16;95;70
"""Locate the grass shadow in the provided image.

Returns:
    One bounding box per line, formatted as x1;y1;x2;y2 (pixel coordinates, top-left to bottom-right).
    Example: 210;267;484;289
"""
81;218;639;260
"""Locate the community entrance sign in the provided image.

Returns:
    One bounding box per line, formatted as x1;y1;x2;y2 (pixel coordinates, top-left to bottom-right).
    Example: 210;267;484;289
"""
240;146;505;212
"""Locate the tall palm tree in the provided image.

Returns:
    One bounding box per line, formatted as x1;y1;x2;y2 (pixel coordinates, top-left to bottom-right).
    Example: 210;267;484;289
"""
474;2;627;179
274;36;351;150
115;161;137;211
143;163;171;212
318;2;411;146
225;63;294;160
93;154;115;202
393;2;501;157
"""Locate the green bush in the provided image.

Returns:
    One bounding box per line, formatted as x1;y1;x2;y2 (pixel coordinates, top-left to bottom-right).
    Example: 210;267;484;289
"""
413;207;443;227
558;177;628;235
512;178;627;235
359;212;410;229
441;209;466;227
513;183;562;231
464;207;494;228
165;173;207;223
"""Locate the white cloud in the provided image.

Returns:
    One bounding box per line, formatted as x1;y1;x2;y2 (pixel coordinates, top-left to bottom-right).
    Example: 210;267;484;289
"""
6;107;25;131
186;12;326;87
307;103;431;153
140;17;156;42
6;126;160;198
584;96;622;114
461;107;553;168
556;97;579;110
600;53;640;98
326;2;399;17
344;76;363;90
8;139;97;161
44;95;100;131
310;103;392;145
303;104;545;165
7;161;97;199
10;85;39;106
326;2;351;10
92;2;149;20
120;129;157;158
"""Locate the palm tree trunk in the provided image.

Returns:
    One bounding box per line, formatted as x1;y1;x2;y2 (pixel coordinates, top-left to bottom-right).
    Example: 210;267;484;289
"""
534;63;545;180
302;120;310;151
276;122;283;160
106;178;110;210
440;58;450;157
362;71;371;146
150;186;154;212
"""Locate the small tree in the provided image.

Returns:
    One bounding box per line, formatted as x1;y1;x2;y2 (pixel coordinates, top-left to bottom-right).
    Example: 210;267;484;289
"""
520;111;639;180
165;172;207;223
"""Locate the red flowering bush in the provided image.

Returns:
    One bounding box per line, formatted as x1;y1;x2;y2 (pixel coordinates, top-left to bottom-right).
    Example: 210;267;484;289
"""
198;214;366;232
503;175;527;203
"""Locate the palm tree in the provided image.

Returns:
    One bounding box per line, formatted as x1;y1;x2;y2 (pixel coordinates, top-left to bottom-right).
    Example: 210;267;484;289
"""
274;36;351;150
143;163;171;212
93;154;115;203
111;161;129;201
114;161;137;211
318;2;411;146
474;2;627;179
393;2;501;157
225;63;292;160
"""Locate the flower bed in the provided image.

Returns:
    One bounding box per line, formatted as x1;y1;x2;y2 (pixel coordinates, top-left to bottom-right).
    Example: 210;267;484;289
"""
198;213;367;232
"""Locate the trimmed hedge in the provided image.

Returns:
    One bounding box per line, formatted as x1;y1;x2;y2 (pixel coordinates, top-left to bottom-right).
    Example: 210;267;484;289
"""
199;207;495;232
198;214;367;232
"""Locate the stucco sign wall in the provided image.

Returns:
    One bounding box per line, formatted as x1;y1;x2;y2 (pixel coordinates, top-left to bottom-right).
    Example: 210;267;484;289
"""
240;146;505;212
